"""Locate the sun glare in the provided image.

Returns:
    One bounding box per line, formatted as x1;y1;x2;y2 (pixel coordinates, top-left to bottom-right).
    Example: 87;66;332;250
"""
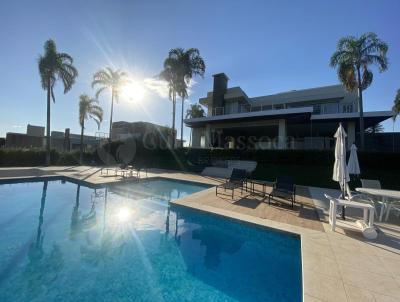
120;80;145;102
116;206;132;223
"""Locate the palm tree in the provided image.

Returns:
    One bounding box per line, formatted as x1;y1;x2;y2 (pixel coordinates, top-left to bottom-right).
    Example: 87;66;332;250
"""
330;32;388;149
169;48;205;147
92;67;128;142
79;94;103;164
186;103;205;147
392;89;400;152
160;48;205;148
160;56;180;148
365;123;384;134
186;103;206;119
38;39;78;165
392;89;400;120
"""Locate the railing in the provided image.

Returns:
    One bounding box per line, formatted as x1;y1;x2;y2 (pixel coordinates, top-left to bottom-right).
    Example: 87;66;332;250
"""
312;103;355;115
212;107;225;116
209;102;356;117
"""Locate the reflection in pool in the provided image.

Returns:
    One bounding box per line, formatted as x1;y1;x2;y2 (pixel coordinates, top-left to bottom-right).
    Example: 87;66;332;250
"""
0;178;301;302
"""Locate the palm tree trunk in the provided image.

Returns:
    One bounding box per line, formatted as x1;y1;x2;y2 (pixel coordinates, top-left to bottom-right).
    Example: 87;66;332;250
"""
109;89;114;143
357;67;365;150
80;121;84;164
45;77;51;166
75;184;81;208
171;90;176;149
180;96;184;148
37;180;48;245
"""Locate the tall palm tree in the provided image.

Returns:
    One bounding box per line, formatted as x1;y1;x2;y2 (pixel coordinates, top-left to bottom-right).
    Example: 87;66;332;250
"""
169;48;205;147
160;56;180;148
38;39;78;165
392;89;400;120
392;89;400;152
186;103;205;147
92;67;128;142
330;32;388;149
79;94;103;164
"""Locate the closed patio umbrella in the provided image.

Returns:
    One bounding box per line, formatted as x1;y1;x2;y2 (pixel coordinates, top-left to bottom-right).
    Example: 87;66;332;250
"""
347;144;360;176
333;123;350;218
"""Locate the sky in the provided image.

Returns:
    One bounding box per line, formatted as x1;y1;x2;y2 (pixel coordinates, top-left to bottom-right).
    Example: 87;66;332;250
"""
0;0;399;142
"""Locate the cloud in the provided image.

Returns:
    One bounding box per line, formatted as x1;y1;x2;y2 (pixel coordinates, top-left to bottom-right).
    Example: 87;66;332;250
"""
143;77;197;100
143;78;169;98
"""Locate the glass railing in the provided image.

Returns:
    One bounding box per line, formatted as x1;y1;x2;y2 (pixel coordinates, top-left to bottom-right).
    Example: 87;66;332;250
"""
207;103;356;117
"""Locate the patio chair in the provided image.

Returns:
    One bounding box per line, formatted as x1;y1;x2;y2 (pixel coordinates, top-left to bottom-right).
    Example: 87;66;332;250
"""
100;166;118;176
385;202;400;221
268;176;296;208
116;164;131;178
361;179;381;189
216;168;247;198
360;179;386;220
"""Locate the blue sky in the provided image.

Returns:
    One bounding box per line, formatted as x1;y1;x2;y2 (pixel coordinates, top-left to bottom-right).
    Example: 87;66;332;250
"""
0;0;399;141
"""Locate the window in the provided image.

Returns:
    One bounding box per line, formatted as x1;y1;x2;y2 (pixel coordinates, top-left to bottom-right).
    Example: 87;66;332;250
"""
342;104;353;113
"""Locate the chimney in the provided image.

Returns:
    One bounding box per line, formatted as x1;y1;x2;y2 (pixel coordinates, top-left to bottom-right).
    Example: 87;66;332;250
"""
212;73;229;109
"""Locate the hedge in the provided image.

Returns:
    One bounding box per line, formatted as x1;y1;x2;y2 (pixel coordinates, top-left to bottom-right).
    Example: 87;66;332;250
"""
0;144;399;189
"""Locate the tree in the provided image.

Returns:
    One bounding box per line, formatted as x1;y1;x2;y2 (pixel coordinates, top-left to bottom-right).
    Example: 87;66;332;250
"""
186;103;206;147
365;123;384;134
160;48;205;148
160;55;180;148
330;32;388;149
392;89;400;120
79;94;103;164
38;39;78;165
186;103;205;119
92;67;128;142
171;48;205;147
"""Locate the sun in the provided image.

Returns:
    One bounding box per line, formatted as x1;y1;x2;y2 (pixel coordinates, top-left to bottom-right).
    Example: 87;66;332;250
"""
116;206;132;223
120;80;145;102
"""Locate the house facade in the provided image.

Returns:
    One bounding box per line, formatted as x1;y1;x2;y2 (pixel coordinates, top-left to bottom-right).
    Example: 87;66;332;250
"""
184;73;392;150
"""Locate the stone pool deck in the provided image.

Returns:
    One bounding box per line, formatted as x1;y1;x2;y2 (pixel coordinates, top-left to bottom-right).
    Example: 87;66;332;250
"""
0;166;399;302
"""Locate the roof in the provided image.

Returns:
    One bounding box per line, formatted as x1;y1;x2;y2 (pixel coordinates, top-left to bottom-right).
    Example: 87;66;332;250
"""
250;84;349;106
184;109;393;128
184;107;313;126
199;84;354;107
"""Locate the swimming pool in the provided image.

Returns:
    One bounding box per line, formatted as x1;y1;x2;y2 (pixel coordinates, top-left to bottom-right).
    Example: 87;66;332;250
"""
0;177;302;302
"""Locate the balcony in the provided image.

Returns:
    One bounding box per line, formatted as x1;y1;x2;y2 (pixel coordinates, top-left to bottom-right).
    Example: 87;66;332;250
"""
209;102;356;117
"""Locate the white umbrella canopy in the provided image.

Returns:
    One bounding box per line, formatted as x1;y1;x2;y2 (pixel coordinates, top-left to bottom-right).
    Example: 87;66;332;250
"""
347;144;360;175
333;123;350;196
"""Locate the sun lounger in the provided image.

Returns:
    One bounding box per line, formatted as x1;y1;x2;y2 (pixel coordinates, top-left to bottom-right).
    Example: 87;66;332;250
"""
268;176;296;208
216;168;247;198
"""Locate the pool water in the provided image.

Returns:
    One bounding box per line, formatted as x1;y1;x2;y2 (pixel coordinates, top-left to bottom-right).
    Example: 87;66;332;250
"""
0;178;301;302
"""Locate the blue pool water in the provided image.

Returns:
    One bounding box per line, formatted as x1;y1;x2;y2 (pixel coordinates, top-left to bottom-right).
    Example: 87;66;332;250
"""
0;178;301;302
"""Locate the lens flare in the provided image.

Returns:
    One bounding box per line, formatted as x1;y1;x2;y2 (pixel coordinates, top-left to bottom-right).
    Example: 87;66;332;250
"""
116;206;132;222
120;80;145;102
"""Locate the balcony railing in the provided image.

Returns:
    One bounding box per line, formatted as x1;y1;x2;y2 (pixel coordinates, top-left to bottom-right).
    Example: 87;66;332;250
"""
209;102;356;117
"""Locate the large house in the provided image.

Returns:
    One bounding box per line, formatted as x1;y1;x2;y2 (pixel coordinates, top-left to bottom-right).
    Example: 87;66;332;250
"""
184;73;392;150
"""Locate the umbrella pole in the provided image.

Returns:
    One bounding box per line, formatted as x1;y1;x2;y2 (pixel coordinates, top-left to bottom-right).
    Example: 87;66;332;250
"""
341;182;346;220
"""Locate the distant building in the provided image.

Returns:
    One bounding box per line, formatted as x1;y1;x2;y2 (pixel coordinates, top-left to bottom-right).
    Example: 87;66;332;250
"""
6;124;44;148
27;124;45;137
111;121;176;148
5;124;98;151
51;130;98;152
